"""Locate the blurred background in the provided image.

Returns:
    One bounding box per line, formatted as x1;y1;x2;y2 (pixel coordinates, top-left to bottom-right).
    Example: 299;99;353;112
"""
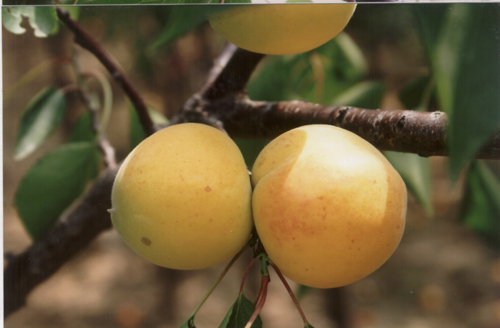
4;4;500;328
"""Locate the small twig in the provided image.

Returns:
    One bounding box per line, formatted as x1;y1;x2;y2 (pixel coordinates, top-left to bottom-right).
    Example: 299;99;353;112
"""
244;255;271;328
173;46;265;135
99;137;118;170
244;275;269;328
203;42;239;88
201;48;265;101
188;243;250;324
270;262;312;327
240;256;260;295
55;7;156;137
60;83;80;95
70;47;117;169
173;46;264;136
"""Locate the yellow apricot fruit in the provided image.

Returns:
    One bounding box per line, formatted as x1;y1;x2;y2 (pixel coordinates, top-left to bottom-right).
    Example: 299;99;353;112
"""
110;123;253;270
251;125;407;288
208;4;356;55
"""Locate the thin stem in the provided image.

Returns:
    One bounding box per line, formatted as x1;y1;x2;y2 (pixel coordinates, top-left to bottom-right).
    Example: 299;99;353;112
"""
99;137;118;170
84;69;113;136
253;274;264;306
60;83;81;95
270;262;311;327
189;243;250;318
70;46;117;169
71;45;99;131
244;275;270;328
203;43;238;88
239;256;260;295
4;56;71;103
243;253;271;328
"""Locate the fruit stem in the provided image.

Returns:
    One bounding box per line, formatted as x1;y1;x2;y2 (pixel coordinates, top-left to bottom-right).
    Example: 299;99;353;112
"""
270;262;312;327
243;253;271;328
189;243;250;319
244;274;269;328
239;256;260;296
253;274;264;306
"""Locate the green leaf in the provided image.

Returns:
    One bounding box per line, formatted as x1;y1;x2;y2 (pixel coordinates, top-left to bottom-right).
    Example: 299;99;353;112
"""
14;87;66;160
319;32;367;89
3;0;52;4
14;142;100;241
412;5;448;57
298;33;368;105
70;0;150;4
398;75;434;111
247;54;305;102
235;139;269;169
3;0;234;3
179;315;196;328
8;6;58;37
33;6;58;37
247;33;367;105
129;105;169;150
432;4;500;179
330;81;386;109
219;294;262;328
384;152;433;216
69;112;96;143
460;160;500;249
58;6;80;21
2;7;26;35
148;5;229;53
295;284;314;301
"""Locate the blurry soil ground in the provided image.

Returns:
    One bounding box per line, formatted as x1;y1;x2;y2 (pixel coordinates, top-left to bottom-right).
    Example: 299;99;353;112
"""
4;5;500;328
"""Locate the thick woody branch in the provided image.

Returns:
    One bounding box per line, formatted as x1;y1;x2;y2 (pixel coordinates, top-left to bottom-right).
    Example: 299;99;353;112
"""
174;43;499;159
201;46;265;100
55;7;156;137
199;96;499;159
4;168;117;318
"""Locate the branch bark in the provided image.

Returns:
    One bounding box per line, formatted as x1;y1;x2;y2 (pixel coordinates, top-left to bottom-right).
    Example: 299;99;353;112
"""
212;97;457;157
173;42;500;159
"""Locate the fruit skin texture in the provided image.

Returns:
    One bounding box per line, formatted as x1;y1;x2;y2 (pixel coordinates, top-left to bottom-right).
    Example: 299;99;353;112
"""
209;4;356;55
110;123;253;270
251;125;407;288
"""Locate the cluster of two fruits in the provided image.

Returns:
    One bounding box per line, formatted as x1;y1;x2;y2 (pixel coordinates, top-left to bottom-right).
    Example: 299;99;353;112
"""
110;3;406;289
110;123;407;289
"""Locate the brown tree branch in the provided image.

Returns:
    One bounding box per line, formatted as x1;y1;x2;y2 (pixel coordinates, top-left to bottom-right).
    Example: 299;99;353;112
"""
4;168;117;318
213;97;452;157
177;93;499;159
201;47;265;101
173;44;500;159
55;7;156;137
